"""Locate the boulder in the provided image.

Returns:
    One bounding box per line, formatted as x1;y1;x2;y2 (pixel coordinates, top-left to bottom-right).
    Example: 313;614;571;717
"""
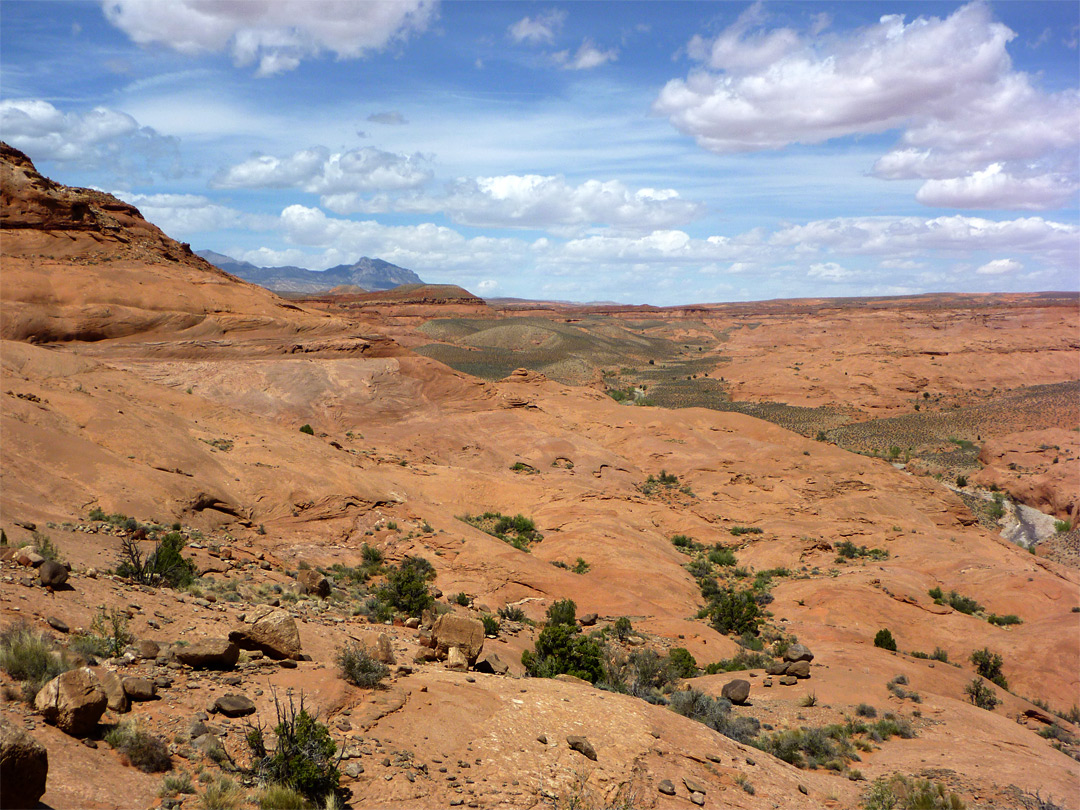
786;660;811;679
778;675;797;686
37;560;68;588
683;777;706;795
658;779;676;796
173;638;239;669
446;646;468;671
15;549;43;568
375;634;395;665
690;793;705;806
92;668;129;713
229;606;301;660
431;614;485;665
566;735;597;761
474;651;509;675
783;643;814;663
0;716;48;809
765;659;788;676
122;677;156;702
578;613;598;627
193;733;225;760
134;639;160;659
295;569;330;598
212;694;256;717
721;679;751;705
46;616;68;634
34;668;107;736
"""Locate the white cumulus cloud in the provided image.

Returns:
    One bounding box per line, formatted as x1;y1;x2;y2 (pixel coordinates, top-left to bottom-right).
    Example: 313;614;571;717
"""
655;2;1079;211
0;98;179;176
335;174;703;235
508;9;565;44
975;258;1023;275
554;39;618;70
212;147;432;196
101;0;436;76
113;191;274;235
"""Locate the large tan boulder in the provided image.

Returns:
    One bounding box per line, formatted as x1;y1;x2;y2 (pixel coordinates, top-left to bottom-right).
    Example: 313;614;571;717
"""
34;668;107;736
295;569;330;598
229;606;302;660
431;614;485;665
91;668;129;713
173;638;239;669
0;716;48;809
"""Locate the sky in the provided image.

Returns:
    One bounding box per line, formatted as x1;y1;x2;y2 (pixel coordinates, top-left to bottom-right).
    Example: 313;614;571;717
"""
1;0;1077;305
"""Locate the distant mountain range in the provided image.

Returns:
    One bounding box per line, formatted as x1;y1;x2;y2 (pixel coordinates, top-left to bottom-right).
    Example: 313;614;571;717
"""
197;250;422;293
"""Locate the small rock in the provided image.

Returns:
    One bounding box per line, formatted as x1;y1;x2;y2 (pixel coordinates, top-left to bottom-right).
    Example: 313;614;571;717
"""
474;652;509;675
721;679;750;705
765;659;788;676
345;763;364;778
683;777;706;795
536;734;548;745
578;613;598;627
798;784;809;795
173;639;239;670
778;675;797;686
296;569;330;598
93;669;129;713
134;639;160;659
446;646;468;671
46;616;69;633
763;679;773;687
122;677;156;702
786;660;811;679
690;792;705;806
566;736;597;761
658;779;676;796
212;694;256;717
376;634;395;665
784;644;814;663
404;617;420;629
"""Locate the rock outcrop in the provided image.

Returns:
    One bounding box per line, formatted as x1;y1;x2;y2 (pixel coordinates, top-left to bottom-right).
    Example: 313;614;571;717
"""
173;639;239;669
229;607;301;660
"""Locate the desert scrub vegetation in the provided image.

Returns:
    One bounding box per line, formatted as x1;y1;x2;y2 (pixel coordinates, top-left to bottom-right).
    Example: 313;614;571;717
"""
874;628;898;652
755;715;914;771
729;525;763;536
497;604;527;623
987;613;1023;627
335;641;389;689
246;695;340;805
887;675;921;703
69;607;134;661
116;529;196;589
197;775;244;810
970;648;1008;689
481;614;500;636
965;678;1001;710
106;721;172;772
368;555;436;619
668;688;761;744
159;772;196;798
835;541;889;562
928;587;983;616
862;774;966;810
459;511;542;551
30;531;63;562
639;470;692;497
703;648;774;674
551;557;590;574
521;599;604;682
0;621;73;700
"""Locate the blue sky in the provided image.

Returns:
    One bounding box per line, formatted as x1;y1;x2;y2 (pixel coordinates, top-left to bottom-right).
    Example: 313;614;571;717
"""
2;1;1077;304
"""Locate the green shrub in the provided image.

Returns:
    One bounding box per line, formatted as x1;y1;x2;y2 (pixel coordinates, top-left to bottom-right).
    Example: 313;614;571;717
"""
835;541;889;562
730;526;763;536
612;616;632;641
863;774;966;810
481;615;500;636
106;722;172;772
453;592;470;607
703;649;773;674
246;695;339;803
965;678;1000;710
546;598;577;627
931;647;949;662
707;587;761;636
521;623;603;682
669;688;760;744
498;605;527;623
667;647;697;679
1053;520;1072;533
708;545;737;567
855;704;877;718
377;559;434;617
160;772;196;797
874;629;897;652
116;531;196;588
32;532;62;562
335;641;389;689
197;776;244;810
70;608;134;660
360;544;383;566
955;475;968;488
258;784;309;809
299;424;315;435
571;557;590;574
987;613;1022;627
0;621;72;700
970;648;1008;689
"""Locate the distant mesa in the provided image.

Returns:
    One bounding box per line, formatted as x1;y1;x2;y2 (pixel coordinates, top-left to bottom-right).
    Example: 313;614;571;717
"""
197;250;423;294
